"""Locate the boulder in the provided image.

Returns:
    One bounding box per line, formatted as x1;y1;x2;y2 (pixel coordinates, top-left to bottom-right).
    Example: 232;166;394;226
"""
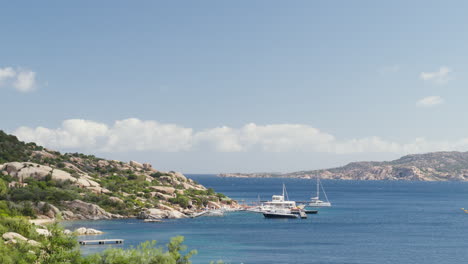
2;232;27;242
36;228;51;236
74;227;103;235
76;178;100;188
143;163;153;170
97;160;110;167
207;201;222;209
173;172;188;182
149;186;175;195
62;200;122;220
87;186;111;194
109;196;124;204
130;160;144;169
86;228;104;235
151;192;173;200
51;169;76;182
2;162;78;183
76;178;91;187
61;210;75;219
137;208;187;219
32;150;56;159
138;208;166;219
4;162;25;176
36;202;60;219
16;166;51;180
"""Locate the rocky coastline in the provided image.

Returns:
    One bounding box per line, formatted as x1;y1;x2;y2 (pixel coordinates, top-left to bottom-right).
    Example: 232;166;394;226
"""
0;130;238;222
219;151;468;182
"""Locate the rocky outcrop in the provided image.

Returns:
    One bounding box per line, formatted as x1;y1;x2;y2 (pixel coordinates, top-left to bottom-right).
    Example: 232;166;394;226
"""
1;162;113;195
207;201;222;209
61;200;122;220
3;232;28;241
149;186;176;195
129;160;144;169
2;232;41;246
150;192;173;200
137;208;187;219
74;227;103;235
0;129;233;223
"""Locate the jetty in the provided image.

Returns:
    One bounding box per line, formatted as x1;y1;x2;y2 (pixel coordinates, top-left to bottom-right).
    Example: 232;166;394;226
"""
79;239;124;245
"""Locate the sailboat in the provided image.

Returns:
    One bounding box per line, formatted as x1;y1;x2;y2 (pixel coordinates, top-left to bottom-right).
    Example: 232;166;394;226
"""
308;177;331;207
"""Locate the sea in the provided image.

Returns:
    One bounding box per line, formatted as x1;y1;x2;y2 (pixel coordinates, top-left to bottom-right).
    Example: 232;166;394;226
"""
63;175;468;264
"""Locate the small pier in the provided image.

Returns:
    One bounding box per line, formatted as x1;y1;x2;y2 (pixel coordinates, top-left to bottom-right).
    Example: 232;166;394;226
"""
79;239;124;245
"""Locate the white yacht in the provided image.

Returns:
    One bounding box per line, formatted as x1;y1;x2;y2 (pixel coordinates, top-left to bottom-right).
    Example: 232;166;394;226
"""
261;184;306;218
261;184;296;211
308;177;331;207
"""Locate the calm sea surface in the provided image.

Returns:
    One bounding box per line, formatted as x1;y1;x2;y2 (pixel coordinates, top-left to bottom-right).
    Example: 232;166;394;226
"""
64;175;468;264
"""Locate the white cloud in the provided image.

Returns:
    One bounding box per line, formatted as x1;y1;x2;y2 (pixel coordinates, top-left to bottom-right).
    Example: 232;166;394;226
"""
194;123;335;152
0;67;16;83
420;66;452;84
14;118;192;152
0;66;37;92
194;126;244;152
14;120;109;149
14;70;36;92
13;118;468;156
104;118;193;152
416;96;444;107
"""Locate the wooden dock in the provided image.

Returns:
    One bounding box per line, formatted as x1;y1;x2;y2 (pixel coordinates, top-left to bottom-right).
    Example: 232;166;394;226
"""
79;239;124;245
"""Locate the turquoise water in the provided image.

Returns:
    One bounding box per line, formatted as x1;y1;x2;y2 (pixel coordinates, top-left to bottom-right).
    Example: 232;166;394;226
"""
64;175;468;264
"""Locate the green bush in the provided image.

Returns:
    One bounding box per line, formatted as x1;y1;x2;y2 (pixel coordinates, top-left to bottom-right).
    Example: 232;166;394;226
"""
84;236;196;264
169;195;190;208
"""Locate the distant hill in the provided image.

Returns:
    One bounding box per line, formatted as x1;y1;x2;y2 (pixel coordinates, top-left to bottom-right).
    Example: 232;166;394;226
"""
219;152;468;181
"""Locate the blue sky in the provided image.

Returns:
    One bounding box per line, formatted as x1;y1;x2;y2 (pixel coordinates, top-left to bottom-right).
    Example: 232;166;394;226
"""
2;1;468;173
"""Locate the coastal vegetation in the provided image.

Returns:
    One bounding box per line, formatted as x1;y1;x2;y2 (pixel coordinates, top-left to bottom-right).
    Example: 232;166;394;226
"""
0;130;232;263
0;215;197;264
0;130;234;220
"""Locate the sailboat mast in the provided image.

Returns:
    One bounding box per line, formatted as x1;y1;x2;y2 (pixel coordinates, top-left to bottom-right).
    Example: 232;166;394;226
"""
316;177;320;198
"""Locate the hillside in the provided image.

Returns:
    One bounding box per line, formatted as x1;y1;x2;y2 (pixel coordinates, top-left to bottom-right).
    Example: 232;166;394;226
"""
219;152;468;181
0;130;235;220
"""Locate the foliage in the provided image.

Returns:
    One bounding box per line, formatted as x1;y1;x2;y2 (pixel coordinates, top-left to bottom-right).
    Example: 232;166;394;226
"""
0;178;7;198
0;216;202;264
0;130;40;163
169;194;190;209
0;129;230;218
84;236;196;264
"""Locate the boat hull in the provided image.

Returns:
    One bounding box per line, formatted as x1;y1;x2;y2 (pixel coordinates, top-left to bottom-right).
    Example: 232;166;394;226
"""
308;202;331;207
263;212;298;219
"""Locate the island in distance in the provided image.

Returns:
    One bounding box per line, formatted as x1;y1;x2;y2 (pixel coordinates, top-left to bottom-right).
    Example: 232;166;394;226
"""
219;152;468;181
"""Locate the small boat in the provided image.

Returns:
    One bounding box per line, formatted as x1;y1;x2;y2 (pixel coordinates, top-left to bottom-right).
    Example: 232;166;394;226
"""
308;177;331;207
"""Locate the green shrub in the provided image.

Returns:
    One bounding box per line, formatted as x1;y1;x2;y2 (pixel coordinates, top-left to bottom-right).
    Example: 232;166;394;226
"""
169;195;190;208
84;236;196;264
